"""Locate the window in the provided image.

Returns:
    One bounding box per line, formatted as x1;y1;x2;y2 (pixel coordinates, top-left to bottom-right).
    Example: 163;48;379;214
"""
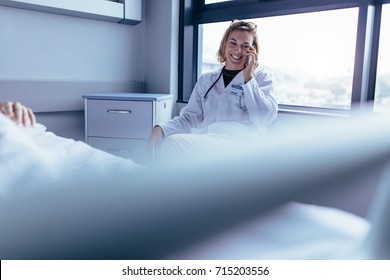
180;0;390;115
374;3;390;113
200;8;358;110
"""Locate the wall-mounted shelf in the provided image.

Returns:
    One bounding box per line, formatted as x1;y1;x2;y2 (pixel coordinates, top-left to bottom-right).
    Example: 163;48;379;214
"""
0;0;142;25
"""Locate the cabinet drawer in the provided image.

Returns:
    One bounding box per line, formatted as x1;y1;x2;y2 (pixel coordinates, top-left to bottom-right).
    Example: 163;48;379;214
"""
86;99;153;139
88;137;149;164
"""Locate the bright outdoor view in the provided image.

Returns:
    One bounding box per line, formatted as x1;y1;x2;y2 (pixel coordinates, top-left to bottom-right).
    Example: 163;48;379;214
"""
200;8;359;110
374;4;390;113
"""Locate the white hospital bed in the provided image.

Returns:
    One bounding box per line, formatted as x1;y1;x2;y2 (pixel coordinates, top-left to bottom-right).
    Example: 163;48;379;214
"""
0;111;389;260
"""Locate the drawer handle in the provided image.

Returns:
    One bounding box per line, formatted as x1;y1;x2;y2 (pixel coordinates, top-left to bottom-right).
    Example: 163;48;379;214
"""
107;109;132;114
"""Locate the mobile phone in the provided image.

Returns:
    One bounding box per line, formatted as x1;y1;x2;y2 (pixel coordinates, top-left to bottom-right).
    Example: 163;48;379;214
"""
245;55;250;66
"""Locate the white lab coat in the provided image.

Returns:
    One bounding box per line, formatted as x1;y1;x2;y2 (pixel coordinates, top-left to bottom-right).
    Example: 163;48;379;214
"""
156;67;278;161
159;67;278;138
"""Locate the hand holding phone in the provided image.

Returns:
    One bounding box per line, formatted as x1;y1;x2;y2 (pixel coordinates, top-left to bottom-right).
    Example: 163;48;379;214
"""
243;46;259;82
245;46;258;66
245;54;251;67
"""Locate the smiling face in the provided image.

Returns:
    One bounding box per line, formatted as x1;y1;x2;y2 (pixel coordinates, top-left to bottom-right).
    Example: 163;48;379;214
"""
223;30;254;70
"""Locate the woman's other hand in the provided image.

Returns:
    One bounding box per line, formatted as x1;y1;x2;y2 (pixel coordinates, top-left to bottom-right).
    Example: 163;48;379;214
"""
147;125;164;158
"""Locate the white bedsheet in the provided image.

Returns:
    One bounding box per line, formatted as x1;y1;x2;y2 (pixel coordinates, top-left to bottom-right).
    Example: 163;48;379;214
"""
169;202;370;260
1;112;389;259
0;114;142;196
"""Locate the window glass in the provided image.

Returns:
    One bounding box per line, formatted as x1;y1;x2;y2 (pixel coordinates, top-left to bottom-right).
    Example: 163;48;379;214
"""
374;4;390;113
200;8;358;110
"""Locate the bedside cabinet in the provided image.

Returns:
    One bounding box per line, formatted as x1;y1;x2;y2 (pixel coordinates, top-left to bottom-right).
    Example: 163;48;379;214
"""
83;93;172;164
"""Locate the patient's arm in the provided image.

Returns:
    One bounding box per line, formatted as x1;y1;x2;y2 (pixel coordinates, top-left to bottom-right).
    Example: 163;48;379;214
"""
0;101;36;126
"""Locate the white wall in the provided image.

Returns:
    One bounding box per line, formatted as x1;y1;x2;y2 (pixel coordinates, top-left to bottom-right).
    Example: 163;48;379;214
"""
0;1;181;139
0;5;145;83
144;0;179;115
0;2;143;140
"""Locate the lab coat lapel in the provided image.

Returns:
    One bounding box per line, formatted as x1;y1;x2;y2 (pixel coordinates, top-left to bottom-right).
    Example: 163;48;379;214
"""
219;70;244;95
213;71;225;95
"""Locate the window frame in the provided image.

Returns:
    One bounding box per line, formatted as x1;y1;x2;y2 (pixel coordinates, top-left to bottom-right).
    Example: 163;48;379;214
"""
371;1;390;112
178;0;387;115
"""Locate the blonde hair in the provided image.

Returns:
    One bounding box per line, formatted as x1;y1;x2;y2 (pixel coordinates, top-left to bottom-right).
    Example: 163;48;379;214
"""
217;20;259;64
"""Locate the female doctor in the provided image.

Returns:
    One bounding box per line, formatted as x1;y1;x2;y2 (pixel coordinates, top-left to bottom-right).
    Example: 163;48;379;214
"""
148;20;278;159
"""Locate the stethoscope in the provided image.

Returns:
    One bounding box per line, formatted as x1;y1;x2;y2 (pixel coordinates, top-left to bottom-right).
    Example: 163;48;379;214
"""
203;69;223;100
203;68;247;112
